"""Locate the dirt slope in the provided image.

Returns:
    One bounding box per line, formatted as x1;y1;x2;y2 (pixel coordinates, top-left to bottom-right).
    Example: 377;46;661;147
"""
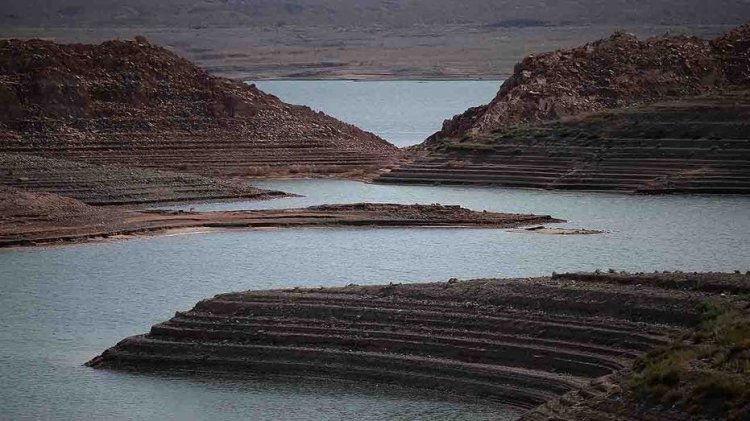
0;185;95;218
0;185;123;243
0;153;286;205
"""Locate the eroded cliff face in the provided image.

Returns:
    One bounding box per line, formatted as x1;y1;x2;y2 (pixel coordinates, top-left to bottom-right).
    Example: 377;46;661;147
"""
0;38;398;177
428;24;750;143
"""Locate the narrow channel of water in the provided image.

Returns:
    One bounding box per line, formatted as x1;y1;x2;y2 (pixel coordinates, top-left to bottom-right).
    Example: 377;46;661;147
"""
249;80;502;147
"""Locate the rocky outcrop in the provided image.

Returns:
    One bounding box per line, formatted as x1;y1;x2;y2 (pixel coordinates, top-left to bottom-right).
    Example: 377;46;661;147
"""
379;90;750;194
0;202;558;248
427;24;750;142
87;272;749;414
0;38;399;177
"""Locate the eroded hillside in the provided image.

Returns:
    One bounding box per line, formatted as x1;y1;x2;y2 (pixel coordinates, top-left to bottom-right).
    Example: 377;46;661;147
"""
377;25;750;194
428;24;750;140
0;38;398;178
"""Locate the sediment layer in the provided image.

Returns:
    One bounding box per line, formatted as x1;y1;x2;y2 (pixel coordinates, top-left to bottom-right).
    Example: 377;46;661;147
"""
0;201;556;248
379;91;750;193
0;38;399;178
0;153;285;205
87;272;747;412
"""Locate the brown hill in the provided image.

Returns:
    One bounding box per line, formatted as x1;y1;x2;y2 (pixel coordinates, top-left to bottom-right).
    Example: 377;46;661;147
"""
428;24;750;142
378;25;750;194
378;91;750;194
0;38;398;177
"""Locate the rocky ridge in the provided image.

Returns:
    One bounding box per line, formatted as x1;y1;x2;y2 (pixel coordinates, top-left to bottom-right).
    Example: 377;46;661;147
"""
380;24;750;194
428;24;750;142
0;38;399;177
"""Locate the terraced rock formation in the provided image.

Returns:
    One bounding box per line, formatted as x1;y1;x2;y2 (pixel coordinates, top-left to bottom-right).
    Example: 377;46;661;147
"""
378;91;750;194
0;201;555;247
522;274;750;420
427;24;750;140
0;153;286;205
0;38;399;178
377;25;750;193
87;272;749;416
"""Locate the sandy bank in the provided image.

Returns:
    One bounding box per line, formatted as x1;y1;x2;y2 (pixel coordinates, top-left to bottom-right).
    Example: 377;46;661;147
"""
0;199;560;248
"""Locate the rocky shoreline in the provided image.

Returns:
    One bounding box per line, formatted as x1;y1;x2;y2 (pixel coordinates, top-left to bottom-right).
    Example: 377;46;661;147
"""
3;27;750;196
378;91;750;193
87;272;750;419
377;24;750;194
0;190;560;248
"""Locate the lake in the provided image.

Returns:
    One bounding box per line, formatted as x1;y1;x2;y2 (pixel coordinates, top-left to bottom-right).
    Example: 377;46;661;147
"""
2;81;749;420
250;80;502;147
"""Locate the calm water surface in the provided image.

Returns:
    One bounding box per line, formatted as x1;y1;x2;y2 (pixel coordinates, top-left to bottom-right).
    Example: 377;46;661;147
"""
4;180;750;420
2;81;750;420
250;80;502;146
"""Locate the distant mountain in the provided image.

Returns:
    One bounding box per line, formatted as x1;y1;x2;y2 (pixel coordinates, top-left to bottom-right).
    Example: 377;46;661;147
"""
1;1;747;80
2;0;749;28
